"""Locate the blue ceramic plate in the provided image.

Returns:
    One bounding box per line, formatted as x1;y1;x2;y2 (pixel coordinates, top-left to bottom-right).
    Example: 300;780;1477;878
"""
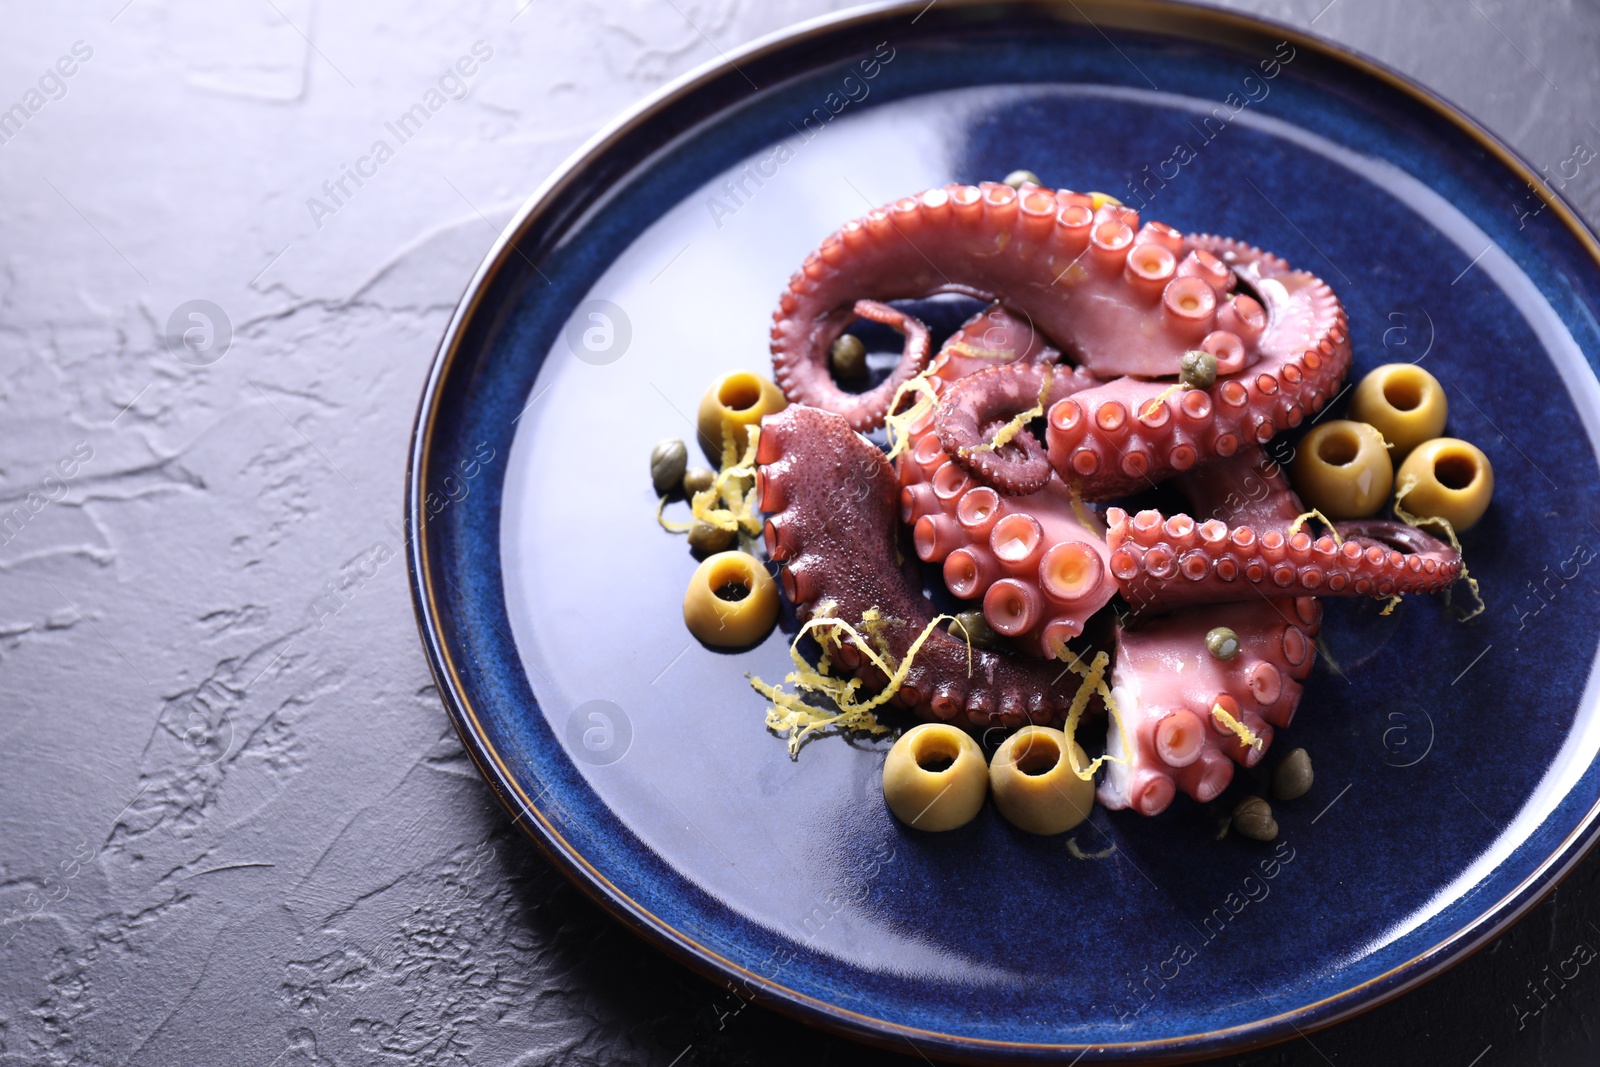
407;2;1600;1061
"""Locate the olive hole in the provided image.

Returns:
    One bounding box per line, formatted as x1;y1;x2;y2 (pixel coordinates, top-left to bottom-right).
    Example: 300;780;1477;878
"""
718;376;762;412
912;732;961;774
1015;736;1062;776
1382;374;1424;411
1434;452;1478;490
708;559;754;601
1317;430;1361;466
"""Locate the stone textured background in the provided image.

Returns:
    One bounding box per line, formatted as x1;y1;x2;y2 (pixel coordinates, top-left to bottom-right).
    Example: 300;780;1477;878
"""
1;1;1598;1064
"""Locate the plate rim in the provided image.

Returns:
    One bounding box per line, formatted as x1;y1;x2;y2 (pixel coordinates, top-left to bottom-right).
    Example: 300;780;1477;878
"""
405;1;1600;1061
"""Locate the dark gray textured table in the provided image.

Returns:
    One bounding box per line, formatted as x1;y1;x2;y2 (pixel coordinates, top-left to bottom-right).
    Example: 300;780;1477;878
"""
2;1;1597;1064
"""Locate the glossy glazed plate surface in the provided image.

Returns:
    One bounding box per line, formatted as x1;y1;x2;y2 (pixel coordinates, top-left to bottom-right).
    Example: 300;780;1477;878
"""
408;2;1600;1060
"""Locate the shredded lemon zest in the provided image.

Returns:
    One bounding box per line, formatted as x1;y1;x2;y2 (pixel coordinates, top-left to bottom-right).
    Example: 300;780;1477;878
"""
858;606;903;665
1211;702;1264;751
944;341;1015;362
1286;508;1344;545
883;371;941;462
1067;838;1118;861
1393;473;1485;621
686;427;764;536
1067;483;1099;533
1055;649;1129;781
656;495;694;533
1095;678;1129;764
1139;382;1184;422
965;369;1052;458
1378;594;1403;617
750;609;966;758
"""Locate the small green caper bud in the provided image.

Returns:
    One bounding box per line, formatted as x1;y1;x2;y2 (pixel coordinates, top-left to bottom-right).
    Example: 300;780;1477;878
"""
650;438;688;496
1003;169;1042;190
831;334;868;380
687;521;736;556
1273;748;1314;801
682;467;716;496
1205;626;1240;661
1232;796;1278;841
1179;349;1218;390
947;610;999;649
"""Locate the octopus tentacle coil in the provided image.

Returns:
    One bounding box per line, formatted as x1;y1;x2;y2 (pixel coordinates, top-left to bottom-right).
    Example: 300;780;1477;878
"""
897;423;1116;658
770;184;1348;452
934;362;1092;496
753;181;1469;820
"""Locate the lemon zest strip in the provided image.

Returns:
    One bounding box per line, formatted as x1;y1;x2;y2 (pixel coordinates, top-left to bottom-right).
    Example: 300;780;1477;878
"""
1393;472;1485;621
883;371;941;463
1139;382;1184;423
656;496;694;533
750;610;964;758
1286;509;1344;545
686;427;764;536
965;369;1052;458
1067;838;1118;861
1211;702;1264;751
944;341;1016;362
1058;649;1128;781
1066;483;1102;534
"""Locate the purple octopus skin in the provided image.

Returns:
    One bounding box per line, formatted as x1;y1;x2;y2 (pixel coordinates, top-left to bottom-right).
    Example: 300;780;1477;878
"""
757;405;1079;728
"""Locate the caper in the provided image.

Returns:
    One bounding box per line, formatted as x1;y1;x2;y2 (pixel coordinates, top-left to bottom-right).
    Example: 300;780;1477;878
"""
687;521;735;556
1232;796;1278;841
1272;748;1314;801
1180;349;1218;390
650;438;688;496
947;610;999;649
831;334;868;380
1205;626;1240;661
1003;169;1042;190
682;466;716;496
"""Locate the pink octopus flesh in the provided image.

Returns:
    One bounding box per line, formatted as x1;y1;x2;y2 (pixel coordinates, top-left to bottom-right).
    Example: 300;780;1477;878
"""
754;182;1462;816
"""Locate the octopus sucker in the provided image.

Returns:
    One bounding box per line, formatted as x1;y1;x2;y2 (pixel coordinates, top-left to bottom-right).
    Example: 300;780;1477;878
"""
1098;598;1322;814
757;405;1077;723
745;182;1469;820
